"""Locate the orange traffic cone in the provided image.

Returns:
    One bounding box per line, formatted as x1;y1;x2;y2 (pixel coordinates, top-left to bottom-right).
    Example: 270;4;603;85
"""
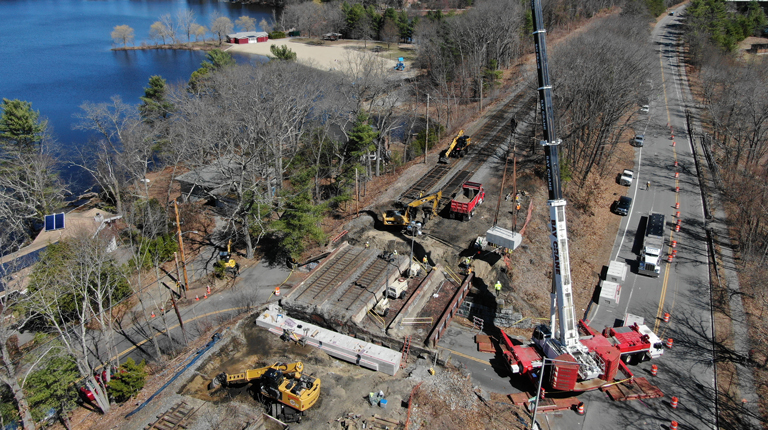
576;402;585;415
664;313;670;322
672;140;676;147
651;364;658;376
275;286;281;296
670;396;679;409
666;338;674;349
195;295;199;301
670;421;678;430
206;285;211;295
676;186;680;193
674;160;678;167
151;312;155;318
675;172;679;178
203;293;207;299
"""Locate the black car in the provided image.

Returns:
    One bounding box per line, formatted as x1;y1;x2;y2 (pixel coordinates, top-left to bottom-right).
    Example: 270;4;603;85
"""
612;196;632;216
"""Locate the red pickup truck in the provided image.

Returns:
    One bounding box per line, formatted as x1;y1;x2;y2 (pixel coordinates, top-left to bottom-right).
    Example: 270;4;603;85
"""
450;182;485;221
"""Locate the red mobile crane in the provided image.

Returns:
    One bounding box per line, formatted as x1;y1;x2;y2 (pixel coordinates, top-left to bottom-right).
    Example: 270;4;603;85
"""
499;0;663;392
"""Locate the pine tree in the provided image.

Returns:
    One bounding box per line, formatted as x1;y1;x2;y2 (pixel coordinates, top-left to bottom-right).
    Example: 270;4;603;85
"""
107;358;147;403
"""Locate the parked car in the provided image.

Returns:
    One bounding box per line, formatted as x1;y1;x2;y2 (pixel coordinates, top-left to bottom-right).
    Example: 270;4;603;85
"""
612;196;633;216
633;134;645;147
619;169;634;186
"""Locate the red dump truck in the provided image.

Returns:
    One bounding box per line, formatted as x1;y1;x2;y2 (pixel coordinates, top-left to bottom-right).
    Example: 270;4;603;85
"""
450;182;485;221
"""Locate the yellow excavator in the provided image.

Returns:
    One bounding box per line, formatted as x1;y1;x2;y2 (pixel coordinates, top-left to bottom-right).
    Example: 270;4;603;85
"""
439;130;471;163
211;362;320;423
218;240;240;276
382;190;443;227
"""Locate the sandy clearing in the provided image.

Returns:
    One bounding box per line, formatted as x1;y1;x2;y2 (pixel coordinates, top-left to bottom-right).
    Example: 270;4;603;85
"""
227;38;401;72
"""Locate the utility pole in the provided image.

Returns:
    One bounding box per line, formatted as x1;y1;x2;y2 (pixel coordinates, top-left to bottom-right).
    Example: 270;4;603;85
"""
425;94;430;164
355;168;359;217
174;201;190;294
173;252;186;299
169;293;187;344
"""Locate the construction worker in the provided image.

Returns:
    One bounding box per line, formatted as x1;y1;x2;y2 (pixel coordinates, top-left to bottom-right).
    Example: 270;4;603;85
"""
646;180;651;190
494;281;502;296
516;202;521;211
365;241;370;248
422;256;428;265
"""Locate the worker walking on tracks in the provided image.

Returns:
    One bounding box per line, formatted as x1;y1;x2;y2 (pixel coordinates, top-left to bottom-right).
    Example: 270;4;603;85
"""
422;256;431;271
494;281;502;296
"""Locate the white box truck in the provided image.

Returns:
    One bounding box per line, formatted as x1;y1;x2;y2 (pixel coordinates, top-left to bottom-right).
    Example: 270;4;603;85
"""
639;213;665;277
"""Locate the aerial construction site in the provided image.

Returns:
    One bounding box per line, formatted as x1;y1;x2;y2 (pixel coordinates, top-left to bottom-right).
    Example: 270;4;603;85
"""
102;2;681;430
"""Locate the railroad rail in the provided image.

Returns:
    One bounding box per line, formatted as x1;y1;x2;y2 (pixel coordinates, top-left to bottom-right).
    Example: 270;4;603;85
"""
398;92;537;215
336;257;390;310
294;247;368;305
144;402;200;430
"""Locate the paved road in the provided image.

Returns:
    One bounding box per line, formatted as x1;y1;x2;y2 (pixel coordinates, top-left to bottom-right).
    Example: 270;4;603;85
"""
113;258;292;364
545;9;717;430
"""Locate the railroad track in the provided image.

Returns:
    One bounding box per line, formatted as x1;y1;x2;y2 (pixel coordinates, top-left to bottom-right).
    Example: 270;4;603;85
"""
399;92;536;209
295;247;368;305
145;402;200;430
336;257;390;310
401;164;452;201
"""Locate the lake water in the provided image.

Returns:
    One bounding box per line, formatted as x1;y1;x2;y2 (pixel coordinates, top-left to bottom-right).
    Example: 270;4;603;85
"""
0;0;272;188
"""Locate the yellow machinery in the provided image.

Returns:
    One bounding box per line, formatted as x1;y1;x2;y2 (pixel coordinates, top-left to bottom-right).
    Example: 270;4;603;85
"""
382;190;442;226
218;240;240;276
212;362;320;423
439;130;471;163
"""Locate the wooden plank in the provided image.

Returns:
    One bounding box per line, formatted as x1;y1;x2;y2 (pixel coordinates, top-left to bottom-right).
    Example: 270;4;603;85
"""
475;334;491;344
477;342;495;353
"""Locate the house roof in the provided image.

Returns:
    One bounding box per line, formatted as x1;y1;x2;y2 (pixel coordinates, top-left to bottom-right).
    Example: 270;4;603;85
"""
227;31;269;39
174;157;242;189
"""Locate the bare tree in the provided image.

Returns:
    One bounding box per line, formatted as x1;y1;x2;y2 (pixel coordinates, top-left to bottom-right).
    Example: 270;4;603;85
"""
0;239;37;430
259;18;274;33
149;21;168;45
73;96;143;215
110;25;135;47
381;18;399;49
211;16;234;45
24;233;129;414
190;23;207;42
175;9;196;45
550;14;653;195
159;14;178;44
236;16;257;32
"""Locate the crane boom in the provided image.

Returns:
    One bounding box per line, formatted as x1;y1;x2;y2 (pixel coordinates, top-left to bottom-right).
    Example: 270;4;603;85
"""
531;0;579;349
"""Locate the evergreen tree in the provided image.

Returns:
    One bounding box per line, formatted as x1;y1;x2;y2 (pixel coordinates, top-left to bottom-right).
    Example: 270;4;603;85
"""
347;112;378;159
0;98;47;152
139;75;174;122
269;44;297;61
108;358;147;402
188;49;236;94
25;354;79;423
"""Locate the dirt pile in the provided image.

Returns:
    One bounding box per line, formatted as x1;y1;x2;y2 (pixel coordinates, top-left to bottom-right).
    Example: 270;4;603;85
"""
407;360;526;430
